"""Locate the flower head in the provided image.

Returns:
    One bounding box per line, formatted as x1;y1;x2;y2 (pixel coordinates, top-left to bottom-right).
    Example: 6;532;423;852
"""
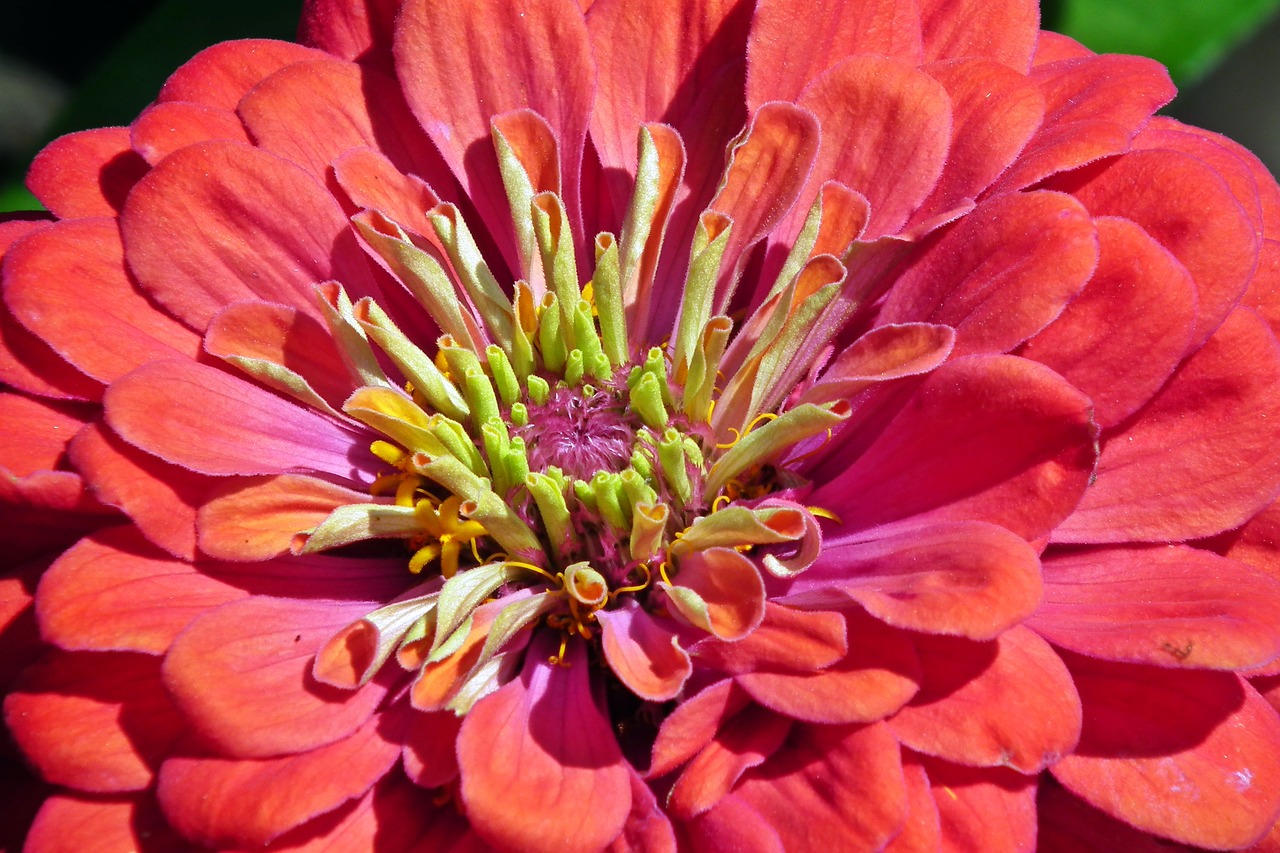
6;0;1280;849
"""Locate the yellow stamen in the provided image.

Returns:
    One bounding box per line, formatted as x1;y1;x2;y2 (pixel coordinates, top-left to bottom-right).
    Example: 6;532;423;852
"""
808;505;842;523
715;426;742;449
609;564;652;601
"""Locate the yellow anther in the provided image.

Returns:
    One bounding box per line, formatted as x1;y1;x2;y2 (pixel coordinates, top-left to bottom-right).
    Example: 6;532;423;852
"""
711;494;733;512
505;560;563;587
394;476;421;507
409;495;490;579
808;505;842;523
745;412;779;433
371;440;407;466
657;560;673;586
408;542;442;574
548;632;572;667
369;473;402;496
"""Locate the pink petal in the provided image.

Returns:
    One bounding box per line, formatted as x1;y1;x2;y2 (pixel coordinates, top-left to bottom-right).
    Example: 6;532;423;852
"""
199;474;373;561
649;679;748;779
1056;308;1280;543
878;190;1098;355
1052;656;1280;849
812;355;1096;540
24;795;184;853
1022;215;1197;427
912;59;1045;224
162;595;389;758
395;0;594;260
691;602;847;676
120;140;379;330
157;39;328;108
795;56;951;239
331;147;443;238
746;0;923;111
993;54;1174;192
1056;147;1259;347
239;57;451;187
68;421;208;560
37;526;245;655
918;0;1038;69
597;601;692;702
787;521;1043;641
888;627;1080;773
25;128;149;218
457;633;631;853
103;359;373;479
736;721;908;851
5;651;183;792
130;100;250;165
1030;545;1280;671
157;715;399;848
736;609;921;724
667;704;792;819
922;757;1039;852
800;322;955;406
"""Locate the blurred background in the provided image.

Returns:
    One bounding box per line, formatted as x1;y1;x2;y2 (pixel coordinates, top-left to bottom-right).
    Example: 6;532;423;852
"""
0;0;1277;211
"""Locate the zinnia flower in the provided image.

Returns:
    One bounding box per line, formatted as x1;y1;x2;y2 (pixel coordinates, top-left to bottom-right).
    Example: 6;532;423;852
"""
6;0;1280;849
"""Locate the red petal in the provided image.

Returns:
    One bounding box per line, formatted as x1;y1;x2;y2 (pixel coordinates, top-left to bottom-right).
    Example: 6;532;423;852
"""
104;360;371;479
608;769;678;853
913;59;1045;223
918;0;1038;69
736;607;921;724
879;190;1098;355
691;602;847;676
746;0;923;110
1037;781;1199;853
1053;656;1280;849
796;56;951;239
0;291;102;401
1030;545;1280;670
679;794;783;853
239;58;450;188
5;651;183;792
120;141;379;329
888;627;1080;773
199;474;372;561
736;721;908;851
157;39;328;108
668;547;765;641
788;521;1043;641
398;707;462;788
157;715;399;848
922;757;1039;852
1022;215;1196;427
37;526;244;655
667;704;792;818
25;128;148;218
0;392;90;476
597;601;692;702
130;100;250;165
457;634;631;853
649;680;748;779
69;421;208;560
994;54;1174;192
1056;308;1280;543
884;757;942;852
813;355;1096;541
163;596;388;758
1057;148;1259;347
395;0;594;261
299;0;398;67
24;795;184;853
5;218;201;382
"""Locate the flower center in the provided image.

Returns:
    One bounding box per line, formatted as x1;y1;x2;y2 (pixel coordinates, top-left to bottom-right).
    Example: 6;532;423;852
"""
519;385;636;480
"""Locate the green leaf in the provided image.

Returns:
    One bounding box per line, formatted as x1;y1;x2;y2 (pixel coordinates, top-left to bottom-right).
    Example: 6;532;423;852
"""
1058;0;1280;84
